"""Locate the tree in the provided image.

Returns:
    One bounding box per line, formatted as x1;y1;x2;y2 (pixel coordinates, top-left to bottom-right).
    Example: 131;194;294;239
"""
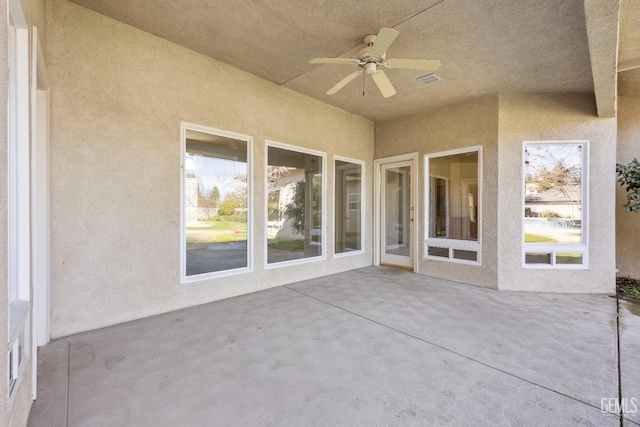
283;177;322;235
525;145;582;212
283;181;305;234
267;166;292;221
210;186;220;208
617;158;640;213
217;188;246;216
198;185;220;209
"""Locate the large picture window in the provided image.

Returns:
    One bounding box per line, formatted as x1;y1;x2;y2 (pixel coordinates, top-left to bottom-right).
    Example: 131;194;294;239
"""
335;157;364;256
523;142;587;268
267;142;325;266
425;147;481;265
181;124;251;282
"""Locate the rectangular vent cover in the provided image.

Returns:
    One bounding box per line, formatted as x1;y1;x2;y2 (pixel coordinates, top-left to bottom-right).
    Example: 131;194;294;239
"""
417;73;442;85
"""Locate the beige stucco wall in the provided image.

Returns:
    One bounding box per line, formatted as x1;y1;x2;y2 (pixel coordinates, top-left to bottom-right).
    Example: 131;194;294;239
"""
48;0;374;337
22;0;47;53
616;95;640;279
497;93;617;293
375;95;500;288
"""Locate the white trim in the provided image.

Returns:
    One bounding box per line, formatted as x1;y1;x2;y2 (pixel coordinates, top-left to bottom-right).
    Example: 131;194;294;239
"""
373;153;418;272
521;141;588;269
333;155;365;258
264;140;327;269
8;0;31;408
31;26;51;401
424;146;483;266
179;122;254;284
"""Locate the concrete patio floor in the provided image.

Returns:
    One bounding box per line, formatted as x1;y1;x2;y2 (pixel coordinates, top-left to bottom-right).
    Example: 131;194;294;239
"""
28;267;639;426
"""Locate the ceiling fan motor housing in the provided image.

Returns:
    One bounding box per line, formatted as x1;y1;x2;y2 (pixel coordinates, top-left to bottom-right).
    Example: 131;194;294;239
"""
365;63;377;74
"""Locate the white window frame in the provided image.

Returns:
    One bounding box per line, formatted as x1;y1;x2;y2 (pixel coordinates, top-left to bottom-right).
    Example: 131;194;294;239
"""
333;155;365;258
265;140;327;269
424;146;482;266
8;0;31;408
522;141;589;269
180;122;253;284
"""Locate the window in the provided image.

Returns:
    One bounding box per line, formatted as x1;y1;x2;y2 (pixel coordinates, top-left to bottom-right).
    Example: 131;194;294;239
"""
181;124;252;282
523;142;588;268
267;142;325;266
425;147;481;265
335;157;364;256
8;0;31;406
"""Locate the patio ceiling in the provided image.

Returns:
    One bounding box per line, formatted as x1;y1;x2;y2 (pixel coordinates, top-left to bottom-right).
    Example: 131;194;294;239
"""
67;0;619;121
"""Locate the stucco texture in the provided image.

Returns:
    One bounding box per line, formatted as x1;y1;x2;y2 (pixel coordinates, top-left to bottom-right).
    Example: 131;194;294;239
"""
22;0;47;53
48;0;373;337
498;93;617;293
616;96;640;279
375;95;500;288
375;93;616;294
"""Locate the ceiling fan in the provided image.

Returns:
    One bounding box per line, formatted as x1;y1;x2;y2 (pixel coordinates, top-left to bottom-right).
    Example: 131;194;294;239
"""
309;28;441;98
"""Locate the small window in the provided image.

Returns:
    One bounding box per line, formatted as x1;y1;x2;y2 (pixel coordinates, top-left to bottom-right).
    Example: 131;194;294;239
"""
267;142;325;266
181;124;252;282
523;142;588;268
427;246;449;258
425;147;482;265
335;157;364;256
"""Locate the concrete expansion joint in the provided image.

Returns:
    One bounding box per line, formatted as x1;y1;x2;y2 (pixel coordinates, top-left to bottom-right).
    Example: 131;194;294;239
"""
284;284;623;423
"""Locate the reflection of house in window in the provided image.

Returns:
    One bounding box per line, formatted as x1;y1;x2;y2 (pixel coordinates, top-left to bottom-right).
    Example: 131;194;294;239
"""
522;142;586;267
524;185;582;221
267;144;324;265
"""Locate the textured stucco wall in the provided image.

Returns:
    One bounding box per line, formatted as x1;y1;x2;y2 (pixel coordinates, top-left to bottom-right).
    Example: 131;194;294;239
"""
616;96;640;279
22;0;47;53
375;95;500;288
497;93;617;293
48;0;374;337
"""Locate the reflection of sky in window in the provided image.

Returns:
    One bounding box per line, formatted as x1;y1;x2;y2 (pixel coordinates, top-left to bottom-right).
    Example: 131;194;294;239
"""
525;145;582;175
186;153;246;197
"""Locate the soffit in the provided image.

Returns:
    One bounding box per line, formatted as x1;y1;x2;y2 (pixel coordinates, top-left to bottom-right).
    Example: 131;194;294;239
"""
68;0;594;121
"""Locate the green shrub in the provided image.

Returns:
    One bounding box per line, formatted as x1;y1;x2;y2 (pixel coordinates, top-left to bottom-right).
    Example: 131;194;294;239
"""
617;158;640;213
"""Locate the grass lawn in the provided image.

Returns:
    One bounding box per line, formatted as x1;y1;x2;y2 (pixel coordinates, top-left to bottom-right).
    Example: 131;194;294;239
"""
186;219;247;243
524;233;557;243
555;253;583;264
268;239;305;251
187;220;246;232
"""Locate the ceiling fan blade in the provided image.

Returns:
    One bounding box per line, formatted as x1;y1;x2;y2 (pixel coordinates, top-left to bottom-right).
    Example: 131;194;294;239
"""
369;28;399;56
372;70;396;98
385;59;442;71
310;58;360;65
326;71;362;95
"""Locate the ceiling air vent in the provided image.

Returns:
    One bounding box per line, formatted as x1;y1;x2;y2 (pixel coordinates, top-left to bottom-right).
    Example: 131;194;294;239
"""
417;73;441;85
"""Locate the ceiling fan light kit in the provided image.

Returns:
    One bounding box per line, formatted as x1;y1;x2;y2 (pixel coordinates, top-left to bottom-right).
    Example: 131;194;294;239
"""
310;27;441;98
